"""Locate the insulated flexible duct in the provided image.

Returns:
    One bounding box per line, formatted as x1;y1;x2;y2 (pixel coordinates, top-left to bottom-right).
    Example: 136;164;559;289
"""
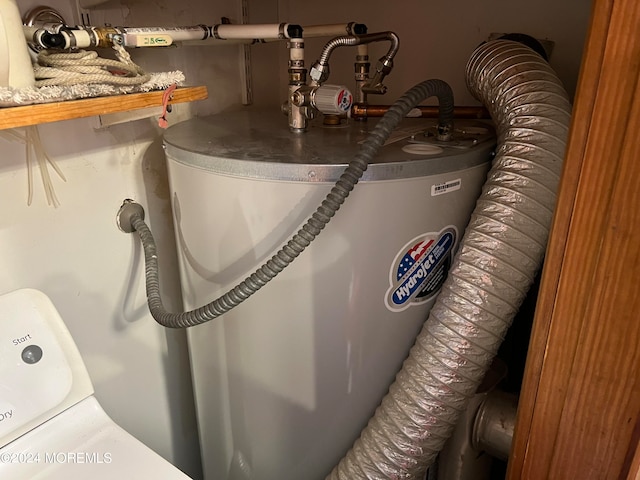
127;79;454;328
327;40;571;479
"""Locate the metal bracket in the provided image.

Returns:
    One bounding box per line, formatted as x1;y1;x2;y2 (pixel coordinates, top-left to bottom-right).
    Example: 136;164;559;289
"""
116;199;145;233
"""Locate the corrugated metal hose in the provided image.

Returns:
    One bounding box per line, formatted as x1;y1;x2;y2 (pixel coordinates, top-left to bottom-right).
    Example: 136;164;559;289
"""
127;79;454;328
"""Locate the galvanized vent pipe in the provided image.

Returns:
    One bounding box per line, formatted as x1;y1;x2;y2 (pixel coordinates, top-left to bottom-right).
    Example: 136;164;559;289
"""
327;39;572;479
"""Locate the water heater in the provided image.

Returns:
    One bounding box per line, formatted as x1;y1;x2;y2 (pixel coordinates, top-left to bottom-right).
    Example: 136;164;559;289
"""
163;110;495;480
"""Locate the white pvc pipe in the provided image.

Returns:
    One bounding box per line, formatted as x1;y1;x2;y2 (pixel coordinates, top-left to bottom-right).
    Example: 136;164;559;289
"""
303;23;364;38
197;23;364;44
122;26;207;45
213;23;293;40
213;23;363;40
25;22;369;50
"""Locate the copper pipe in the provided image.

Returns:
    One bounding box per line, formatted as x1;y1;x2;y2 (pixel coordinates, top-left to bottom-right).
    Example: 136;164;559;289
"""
352;103;490;119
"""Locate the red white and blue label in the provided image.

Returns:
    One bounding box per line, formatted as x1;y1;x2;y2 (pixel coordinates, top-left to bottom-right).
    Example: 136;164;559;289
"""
337;89;353;112
385;226;457;312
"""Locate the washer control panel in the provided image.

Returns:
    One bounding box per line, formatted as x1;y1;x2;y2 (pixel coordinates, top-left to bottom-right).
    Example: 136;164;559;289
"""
0;289;92;447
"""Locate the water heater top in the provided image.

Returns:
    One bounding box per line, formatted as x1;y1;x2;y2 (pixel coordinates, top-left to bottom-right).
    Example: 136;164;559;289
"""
163;110;495;182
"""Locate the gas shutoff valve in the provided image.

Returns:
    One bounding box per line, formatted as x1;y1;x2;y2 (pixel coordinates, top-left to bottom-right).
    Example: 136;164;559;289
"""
291;85;353;116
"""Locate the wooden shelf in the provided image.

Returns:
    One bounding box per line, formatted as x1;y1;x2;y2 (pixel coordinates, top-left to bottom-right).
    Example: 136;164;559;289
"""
0;85;208;130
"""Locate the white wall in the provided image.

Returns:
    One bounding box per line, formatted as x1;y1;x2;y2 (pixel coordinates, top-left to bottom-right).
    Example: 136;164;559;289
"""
0;119;202;476
2;1;245;478
256;0;593;107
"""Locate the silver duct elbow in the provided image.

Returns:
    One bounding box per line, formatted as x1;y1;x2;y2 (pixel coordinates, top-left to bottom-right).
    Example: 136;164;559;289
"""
327;39;572;479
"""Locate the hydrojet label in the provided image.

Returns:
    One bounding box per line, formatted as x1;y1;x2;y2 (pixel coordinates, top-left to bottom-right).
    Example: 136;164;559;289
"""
385;227;457;312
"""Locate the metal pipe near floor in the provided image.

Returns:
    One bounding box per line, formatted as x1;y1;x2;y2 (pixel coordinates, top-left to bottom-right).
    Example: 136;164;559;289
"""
472;390;518;462
437;389;518;480
327;39;572;480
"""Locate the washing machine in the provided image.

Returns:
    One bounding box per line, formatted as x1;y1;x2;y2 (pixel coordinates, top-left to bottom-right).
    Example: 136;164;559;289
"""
0;288;191;479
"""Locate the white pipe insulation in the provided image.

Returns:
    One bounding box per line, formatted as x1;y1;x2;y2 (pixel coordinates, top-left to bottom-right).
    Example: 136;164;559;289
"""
213;23;295;39
327;39;572;479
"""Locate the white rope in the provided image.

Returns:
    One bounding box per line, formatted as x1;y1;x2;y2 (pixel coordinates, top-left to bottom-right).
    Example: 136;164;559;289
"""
34;45;151;87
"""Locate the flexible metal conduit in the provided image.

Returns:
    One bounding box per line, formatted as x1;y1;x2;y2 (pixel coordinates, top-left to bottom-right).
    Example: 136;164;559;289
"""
327;40;571;479
317;32;399;66
126;79;454;329
311;32;399;88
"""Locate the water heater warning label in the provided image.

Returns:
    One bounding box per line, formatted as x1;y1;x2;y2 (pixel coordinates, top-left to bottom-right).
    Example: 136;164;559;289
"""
385;227;457;312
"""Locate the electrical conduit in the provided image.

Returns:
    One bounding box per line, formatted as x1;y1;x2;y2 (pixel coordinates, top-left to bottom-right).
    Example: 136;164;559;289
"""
327;39;571;479
128;79;455;328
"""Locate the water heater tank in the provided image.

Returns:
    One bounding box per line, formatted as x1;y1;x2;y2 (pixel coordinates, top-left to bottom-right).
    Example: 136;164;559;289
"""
163;110;495;480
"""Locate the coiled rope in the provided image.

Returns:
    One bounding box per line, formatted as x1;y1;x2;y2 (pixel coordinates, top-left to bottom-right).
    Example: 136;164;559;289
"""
34;44;150;87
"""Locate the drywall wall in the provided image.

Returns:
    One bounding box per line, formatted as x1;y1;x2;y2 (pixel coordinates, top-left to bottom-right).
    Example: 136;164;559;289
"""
264;0;592;106
1;0;245;478
0;120;202;477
